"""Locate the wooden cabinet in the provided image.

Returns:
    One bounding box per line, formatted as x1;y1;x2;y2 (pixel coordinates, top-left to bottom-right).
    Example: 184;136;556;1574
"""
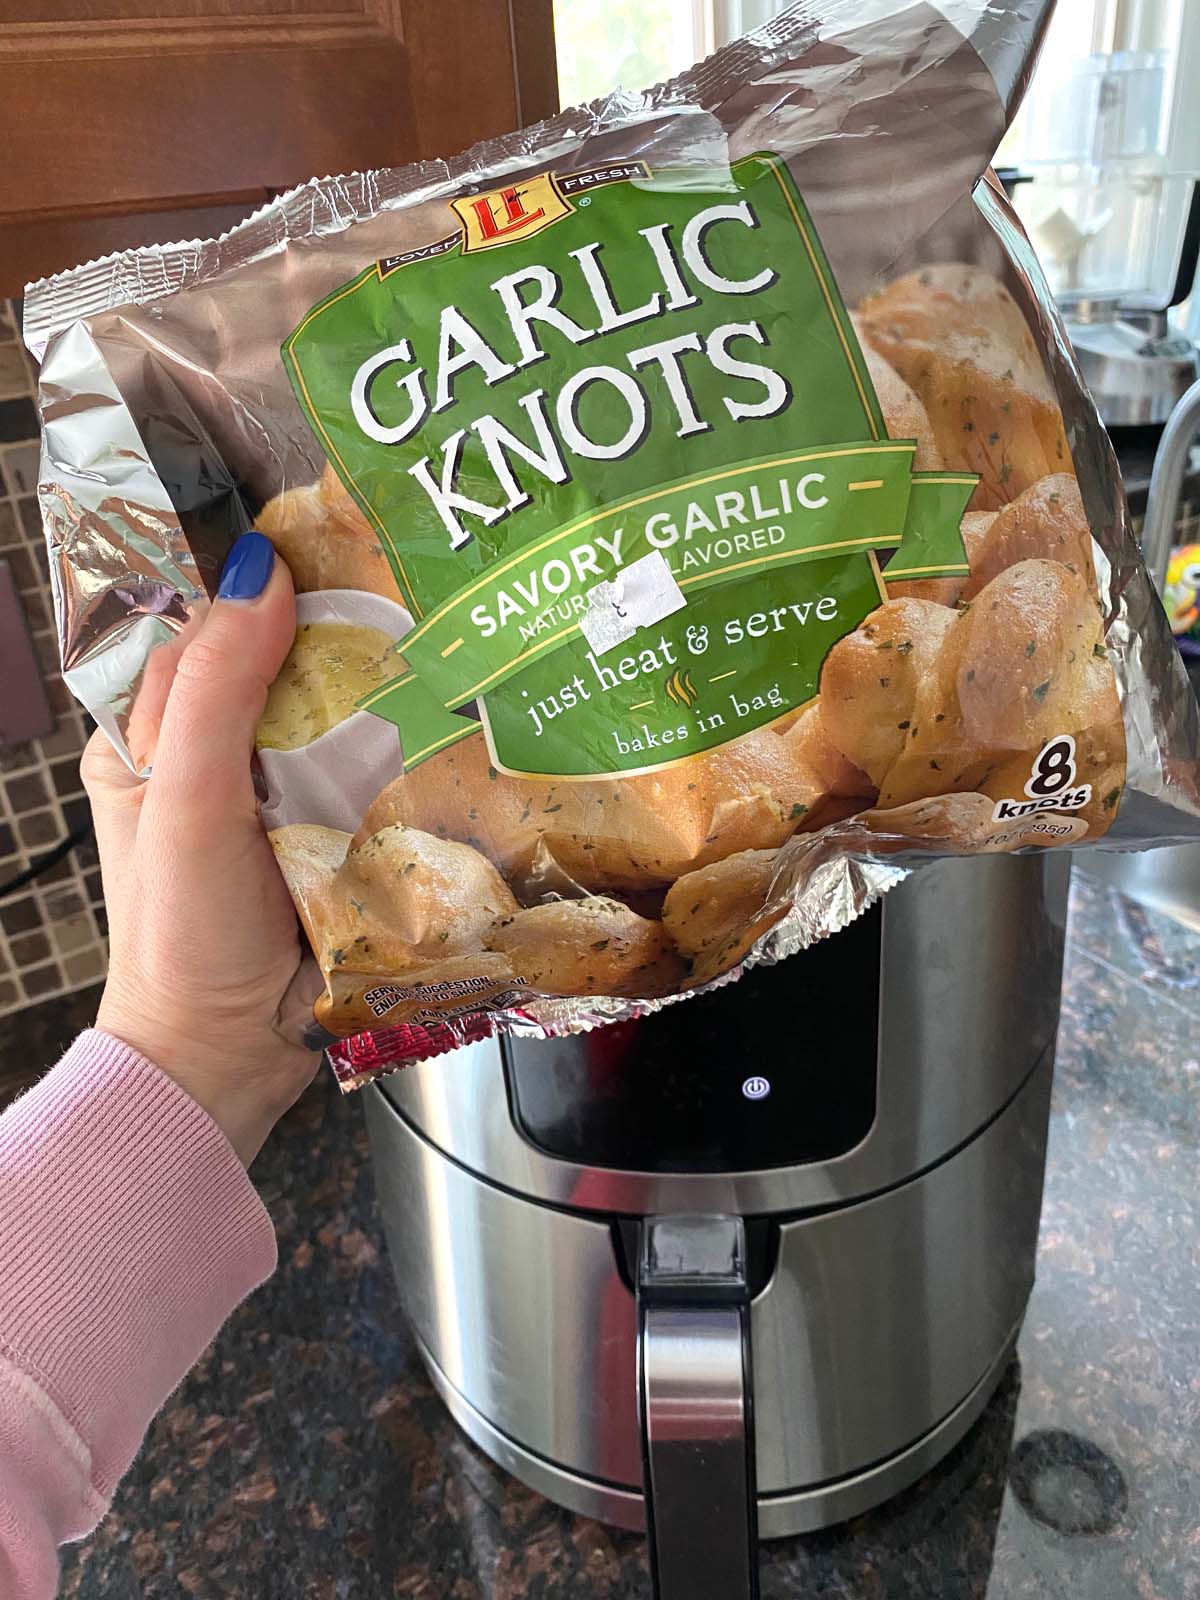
0;0;558;295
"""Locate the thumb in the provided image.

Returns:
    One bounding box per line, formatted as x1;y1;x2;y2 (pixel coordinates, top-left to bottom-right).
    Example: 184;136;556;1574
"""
148;532;295;820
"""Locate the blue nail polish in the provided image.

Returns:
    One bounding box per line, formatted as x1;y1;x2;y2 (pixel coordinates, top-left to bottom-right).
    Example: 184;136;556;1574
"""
218;531;275;600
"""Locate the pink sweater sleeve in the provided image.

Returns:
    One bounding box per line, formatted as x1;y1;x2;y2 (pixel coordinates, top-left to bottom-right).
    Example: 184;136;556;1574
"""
0;1030;278;1599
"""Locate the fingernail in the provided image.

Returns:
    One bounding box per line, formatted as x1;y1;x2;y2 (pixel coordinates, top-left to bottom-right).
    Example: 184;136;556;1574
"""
218;531;275;601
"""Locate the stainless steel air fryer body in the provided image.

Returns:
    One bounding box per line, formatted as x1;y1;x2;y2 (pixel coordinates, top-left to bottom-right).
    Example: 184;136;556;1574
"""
365;853;1070;1569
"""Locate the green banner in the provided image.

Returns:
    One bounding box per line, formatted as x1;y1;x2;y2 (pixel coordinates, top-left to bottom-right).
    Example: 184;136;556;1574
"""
886;474;977;581
359;447;975;773
361;672;479;770
480;551;885;777
363;551;890;777
369;440;914;712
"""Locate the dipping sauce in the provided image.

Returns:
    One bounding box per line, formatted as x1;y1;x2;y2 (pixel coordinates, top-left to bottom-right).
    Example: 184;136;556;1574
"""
257;622;398;751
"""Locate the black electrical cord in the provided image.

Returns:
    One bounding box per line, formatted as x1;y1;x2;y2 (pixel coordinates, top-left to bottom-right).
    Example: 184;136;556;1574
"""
0;823;94;901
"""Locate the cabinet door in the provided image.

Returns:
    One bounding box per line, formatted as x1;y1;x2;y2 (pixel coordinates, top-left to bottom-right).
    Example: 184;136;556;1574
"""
0;0;558;294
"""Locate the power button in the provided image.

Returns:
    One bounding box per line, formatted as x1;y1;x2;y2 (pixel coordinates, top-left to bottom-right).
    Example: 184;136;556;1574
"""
741;1075;771;1101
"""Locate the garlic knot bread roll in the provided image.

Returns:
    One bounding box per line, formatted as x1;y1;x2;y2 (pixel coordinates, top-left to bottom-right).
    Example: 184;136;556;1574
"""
663;849;789;983
779;702;875;803
340;825;518;969
269;823;352;933
851;315;942;470
485;898;684;998
355;726;829;891
819;598;957;786
817;559;1124;828
857;264;1070;509
959;473;1095;600
937;558;1104;755
269;820;516;976
256;464;407;605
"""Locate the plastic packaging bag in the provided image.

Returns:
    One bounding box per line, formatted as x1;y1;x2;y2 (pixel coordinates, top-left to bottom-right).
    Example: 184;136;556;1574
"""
26;0;1200;1087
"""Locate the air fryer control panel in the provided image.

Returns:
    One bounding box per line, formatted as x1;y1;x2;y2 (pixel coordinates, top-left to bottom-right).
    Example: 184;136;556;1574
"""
503;899;881;1173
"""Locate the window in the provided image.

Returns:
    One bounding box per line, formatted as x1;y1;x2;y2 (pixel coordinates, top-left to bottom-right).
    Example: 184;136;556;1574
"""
554;0;712;107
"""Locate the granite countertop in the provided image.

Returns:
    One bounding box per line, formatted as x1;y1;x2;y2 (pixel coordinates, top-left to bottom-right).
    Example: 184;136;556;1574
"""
5;867;1195;1599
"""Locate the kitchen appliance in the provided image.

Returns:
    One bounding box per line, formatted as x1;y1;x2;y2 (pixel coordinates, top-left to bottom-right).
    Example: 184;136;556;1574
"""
366;850;1070;1595
1082;373;1200;927
1005;0;1200;425
1060;216;1200;427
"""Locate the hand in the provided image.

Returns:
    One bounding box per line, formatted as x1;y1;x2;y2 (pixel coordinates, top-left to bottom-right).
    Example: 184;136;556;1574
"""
83;532;320;1165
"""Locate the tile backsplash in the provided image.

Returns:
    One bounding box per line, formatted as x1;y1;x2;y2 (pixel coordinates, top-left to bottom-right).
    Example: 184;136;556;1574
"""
0;299;107;1019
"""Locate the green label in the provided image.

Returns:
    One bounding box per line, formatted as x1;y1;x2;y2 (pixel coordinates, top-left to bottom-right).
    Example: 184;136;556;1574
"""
283;154;972;777
885;475;977;581
479;552;884;776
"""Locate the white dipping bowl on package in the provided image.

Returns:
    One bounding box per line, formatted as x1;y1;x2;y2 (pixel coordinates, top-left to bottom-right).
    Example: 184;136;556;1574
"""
257;588;413;836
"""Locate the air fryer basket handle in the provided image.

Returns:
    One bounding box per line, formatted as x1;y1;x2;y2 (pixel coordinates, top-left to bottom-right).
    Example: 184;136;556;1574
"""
636;1215;759;1600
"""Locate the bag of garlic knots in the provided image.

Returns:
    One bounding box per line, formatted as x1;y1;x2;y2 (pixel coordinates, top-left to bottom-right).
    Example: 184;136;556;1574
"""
27;0;1200;1087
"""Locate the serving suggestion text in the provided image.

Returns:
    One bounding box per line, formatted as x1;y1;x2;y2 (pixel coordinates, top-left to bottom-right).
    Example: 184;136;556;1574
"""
519;589;840;749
